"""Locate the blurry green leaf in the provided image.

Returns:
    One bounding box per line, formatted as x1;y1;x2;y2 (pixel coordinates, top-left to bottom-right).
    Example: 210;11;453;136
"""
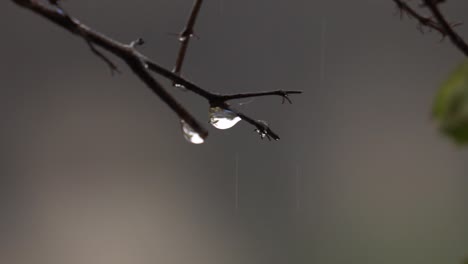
433;59;468;145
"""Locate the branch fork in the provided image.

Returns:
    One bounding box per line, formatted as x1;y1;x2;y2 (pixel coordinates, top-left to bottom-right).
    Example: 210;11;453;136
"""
393;0;466;50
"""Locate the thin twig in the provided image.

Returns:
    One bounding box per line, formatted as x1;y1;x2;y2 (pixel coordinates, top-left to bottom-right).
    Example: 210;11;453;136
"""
422;0;468;56
220;90;303;104
50;0;121;74
86;40;121;75
173;0;203;77
227;107;280;141
126;55;208;138
145;59;302;104
393;0;447;35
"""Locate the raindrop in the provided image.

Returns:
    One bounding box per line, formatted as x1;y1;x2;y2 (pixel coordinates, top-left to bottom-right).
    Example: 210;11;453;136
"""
209;107;242;130
180;120;204;144
174;83;187;91
254;120;271;140
256;129;267;139
55;7;65;15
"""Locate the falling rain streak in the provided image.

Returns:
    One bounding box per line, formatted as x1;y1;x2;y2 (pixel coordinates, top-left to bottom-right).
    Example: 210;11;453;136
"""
320;18;326;90
296;166;301;210
235;152;239;210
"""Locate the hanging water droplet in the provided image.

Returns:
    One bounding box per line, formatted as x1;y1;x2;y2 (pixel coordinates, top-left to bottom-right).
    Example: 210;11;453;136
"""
254;120;271;140
55;7;65;15
180;120;204;144
255;129;267;139
209;107;242;130
174;83;187;91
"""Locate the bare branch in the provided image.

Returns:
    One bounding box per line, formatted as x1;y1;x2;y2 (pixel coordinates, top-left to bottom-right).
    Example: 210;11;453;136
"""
86;40;121;75
422;0;468;56
393;0;447;35
11;0;302;141
145;59;303;105
173;0;204;78
49;1;122;74
220;90;303;104
147;55;302;138
11;0;208;139
227;107;281;141
125;54;208;138
143;59;219;100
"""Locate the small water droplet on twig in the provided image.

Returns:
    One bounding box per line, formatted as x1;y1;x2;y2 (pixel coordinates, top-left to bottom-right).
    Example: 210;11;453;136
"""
209;107;242;130
181;120;204;144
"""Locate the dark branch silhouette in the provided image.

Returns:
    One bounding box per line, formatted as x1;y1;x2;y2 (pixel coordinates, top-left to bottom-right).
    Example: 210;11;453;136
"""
11;0;302;142
220;90;303;104
393;0;447;35
11;0;209;139
393;0;466;56
422;0;468;56
173;0;203;78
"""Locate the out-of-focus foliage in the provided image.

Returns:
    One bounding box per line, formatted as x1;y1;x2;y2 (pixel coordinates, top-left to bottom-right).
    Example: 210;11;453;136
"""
433;59;468;145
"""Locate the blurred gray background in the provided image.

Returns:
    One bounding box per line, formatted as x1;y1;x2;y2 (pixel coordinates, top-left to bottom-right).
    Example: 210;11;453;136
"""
1;0;468;264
